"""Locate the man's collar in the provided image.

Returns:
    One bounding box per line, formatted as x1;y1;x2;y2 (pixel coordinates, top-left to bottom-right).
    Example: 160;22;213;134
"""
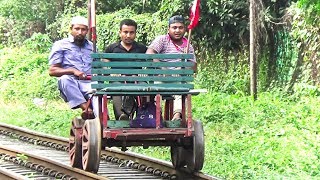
118;41;137;49
68;34;75;42
68;34;89;44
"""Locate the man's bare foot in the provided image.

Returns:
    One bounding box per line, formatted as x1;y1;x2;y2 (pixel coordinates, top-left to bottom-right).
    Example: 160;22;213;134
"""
171;112;182;121
81;109;95;120
79;102;95;120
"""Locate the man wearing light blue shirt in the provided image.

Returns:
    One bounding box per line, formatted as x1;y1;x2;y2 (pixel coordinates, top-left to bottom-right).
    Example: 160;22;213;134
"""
48;16;95;120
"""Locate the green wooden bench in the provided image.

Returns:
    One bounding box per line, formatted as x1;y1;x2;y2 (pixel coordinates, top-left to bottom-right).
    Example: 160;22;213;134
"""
90;53;199;127
91;53;197;95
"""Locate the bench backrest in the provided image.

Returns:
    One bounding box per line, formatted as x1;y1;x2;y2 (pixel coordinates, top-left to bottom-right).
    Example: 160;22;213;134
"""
90;53;195;95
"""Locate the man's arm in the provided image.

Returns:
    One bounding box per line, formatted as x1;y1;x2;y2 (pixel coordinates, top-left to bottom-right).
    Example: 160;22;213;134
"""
49;63;87;80
192;61;197;73
188;45;197;73
146;48;160;62
102;43;115;62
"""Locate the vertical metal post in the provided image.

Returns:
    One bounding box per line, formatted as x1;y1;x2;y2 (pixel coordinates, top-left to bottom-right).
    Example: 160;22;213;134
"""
90;0;97;52
87;0;91;41
155;94;161;128
250;0;257;100
103;95;108;129
186;94;192;136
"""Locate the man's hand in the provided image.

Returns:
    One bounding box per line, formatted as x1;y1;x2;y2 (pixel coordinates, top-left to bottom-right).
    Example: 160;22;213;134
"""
73;70;87;80
78;73;87;80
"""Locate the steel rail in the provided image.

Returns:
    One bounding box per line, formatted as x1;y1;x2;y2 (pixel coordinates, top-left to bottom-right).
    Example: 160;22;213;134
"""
0;122;218;180
0;166;26;180
0;145;107;180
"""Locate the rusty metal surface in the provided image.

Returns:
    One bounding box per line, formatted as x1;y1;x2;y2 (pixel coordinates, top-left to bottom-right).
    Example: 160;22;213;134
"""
0;122;219;180
0;166;28;180
0;137;106;180
103;128;190;139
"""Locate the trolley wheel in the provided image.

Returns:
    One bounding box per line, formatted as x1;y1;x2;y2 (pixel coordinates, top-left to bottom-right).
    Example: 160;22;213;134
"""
170;145;187;169
82;118;101;173
69;117;85;169
186;120;205;172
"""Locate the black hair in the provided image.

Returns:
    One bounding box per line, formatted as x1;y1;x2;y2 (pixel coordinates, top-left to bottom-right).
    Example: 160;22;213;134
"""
120;19;137;30
168;15;185;26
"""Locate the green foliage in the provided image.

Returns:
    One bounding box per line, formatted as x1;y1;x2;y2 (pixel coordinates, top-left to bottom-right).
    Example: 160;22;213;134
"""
0;100;76;137
96;9;167;50
288;2;320;86
0;1;320;178
0;17;28;46
23;33;52;53
127;90;320;178
0;0;64;44
0;46;59;102
196;49;250;94
97;0;186;16
192;0;249;51
298;0;320;14
98;0;162;14
0;0;50;21
191;91;320;179
1;43;320;178
16;154;28;162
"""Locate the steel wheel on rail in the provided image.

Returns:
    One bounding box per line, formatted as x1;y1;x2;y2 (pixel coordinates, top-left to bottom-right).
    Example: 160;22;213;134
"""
170;145;187;169
186;120;205;172
69;117;85;169
82;117;101;173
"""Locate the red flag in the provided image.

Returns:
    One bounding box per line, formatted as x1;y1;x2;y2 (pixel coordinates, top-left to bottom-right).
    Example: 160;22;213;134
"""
188;0;200;30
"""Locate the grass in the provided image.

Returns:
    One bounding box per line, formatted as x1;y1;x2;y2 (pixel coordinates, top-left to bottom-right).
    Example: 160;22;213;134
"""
1;46;320;179
1;91;320;179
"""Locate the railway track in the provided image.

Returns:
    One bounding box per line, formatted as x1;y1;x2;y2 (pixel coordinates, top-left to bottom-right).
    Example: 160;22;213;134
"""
0;123;218;180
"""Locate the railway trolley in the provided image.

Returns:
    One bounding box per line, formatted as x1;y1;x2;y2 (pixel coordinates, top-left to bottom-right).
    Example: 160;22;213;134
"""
68;52;205;173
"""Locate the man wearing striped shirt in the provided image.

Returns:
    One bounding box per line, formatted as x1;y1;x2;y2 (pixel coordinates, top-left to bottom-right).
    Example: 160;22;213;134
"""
146;15;197;121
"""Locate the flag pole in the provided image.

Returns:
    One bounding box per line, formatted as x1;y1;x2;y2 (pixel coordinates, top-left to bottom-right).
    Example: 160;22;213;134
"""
186;0;200;53
185;29;192;54
87;0;91;41
90;0;96;53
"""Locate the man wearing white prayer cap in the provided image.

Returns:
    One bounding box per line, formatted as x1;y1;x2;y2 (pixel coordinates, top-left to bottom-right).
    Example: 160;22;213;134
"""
48;16;98;120
71;16;88;27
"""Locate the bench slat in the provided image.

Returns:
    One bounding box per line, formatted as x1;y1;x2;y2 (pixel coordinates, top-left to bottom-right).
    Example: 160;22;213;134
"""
101;86;189;92
92;83;194;90
94;91;199;95
92;61;194;68
91;76;193;82
90;53;196;95
91;53;194;59
91;68;194;75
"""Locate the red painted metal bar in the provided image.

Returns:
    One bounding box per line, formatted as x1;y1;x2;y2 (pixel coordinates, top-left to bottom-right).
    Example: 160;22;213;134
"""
164;100;169;120
87;0;91;40
102;95;108;129
98;96;102;120
156;94;161;128
169;100;173;120
181;95;186;127
103;129;188;139
90;0;97;52
187;94;192;136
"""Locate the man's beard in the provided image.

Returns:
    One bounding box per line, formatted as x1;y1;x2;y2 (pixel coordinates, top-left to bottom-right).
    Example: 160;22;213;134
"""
74;35;86;47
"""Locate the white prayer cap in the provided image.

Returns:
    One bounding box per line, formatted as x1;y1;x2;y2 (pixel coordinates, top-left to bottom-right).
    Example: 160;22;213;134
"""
71;16;88;27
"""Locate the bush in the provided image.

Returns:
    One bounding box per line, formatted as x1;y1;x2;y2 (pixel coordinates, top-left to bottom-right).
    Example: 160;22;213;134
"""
0;46;59;102
96;9;167;50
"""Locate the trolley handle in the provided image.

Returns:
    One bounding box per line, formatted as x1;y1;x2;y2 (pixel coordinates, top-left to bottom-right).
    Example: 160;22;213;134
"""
78;74;92;80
